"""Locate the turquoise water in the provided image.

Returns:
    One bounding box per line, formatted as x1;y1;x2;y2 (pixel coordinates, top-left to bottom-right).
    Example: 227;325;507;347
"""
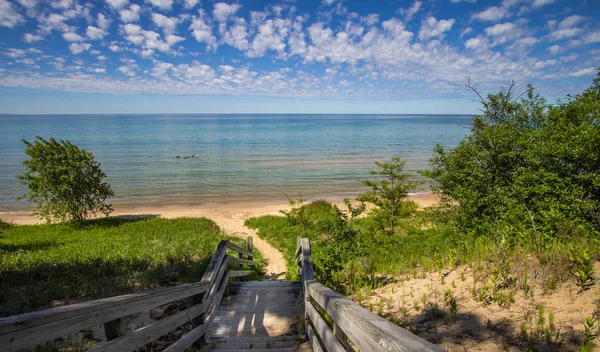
0;114;472;211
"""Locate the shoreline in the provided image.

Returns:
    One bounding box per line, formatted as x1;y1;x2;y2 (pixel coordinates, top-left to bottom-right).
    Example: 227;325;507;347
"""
0;193;439;226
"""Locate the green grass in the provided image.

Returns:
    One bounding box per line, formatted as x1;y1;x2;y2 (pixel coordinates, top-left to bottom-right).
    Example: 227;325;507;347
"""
0;217;263;317
245;200;592;296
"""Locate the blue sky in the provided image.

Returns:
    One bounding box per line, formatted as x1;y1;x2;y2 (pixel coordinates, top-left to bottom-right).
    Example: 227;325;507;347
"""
0;0;598;114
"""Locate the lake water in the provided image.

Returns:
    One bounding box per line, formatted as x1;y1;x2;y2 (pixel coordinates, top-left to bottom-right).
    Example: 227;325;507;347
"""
0;114;472;211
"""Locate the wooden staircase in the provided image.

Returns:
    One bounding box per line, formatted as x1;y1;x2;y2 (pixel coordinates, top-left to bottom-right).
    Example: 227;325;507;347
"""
201;281;303;351
1;236;443;352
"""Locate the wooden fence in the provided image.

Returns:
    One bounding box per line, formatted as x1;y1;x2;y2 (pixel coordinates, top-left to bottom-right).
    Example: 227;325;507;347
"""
296;237;443;352
0;237;255;352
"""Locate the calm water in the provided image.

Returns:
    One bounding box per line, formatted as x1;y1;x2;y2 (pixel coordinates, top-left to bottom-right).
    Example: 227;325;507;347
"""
0;114;472;211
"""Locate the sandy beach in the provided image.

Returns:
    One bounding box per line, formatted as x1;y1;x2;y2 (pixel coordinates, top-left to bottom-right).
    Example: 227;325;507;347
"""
0;193;438;280
0;193;439;226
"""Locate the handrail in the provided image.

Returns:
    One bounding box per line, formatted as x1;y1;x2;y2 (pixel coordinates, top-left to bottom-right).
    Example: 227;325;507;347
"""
0;237;256;352
296;237;443;352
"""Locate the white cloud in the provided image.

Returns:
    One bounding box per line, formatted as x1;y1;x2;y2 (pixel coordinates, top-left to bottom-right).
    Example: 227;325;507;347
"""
560;53;577;62
117;65;136;76
50;0;73;9
465;35;488;50
213;2;241;22
569;67;596;77
165;34;184;45
69;42;91;54
183;0;199;9
190;9;217;49
121;23;176;53
322;0;339;5
558;15;584;29
17;0;38;9
361;14;379;26
106;0;128;10
4;48;27;58
24;33;42;42
548;27;581;41
418;17;455;40
0;0;25;27
247;18;290;57
106;0;129;10
460;27;472;38
87;26;108;40
532;0;554;8
584;31;600;44
109;43;121;51
119;4;141;23
450;0;476;3
546;44;562;54
399;1;421;22
472;6;510;22
223;17;249;51
152;13;179;34
146;0;173;10
38;13;71;32
63;31;85;42
97;13;110;30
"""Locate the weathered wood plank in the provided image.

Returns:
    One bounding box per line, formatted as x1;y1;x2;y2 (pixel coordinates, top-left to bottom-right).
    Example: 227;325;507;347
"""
228;270;254;278
0;281;209;335
334;322;353;351
228;256;255;266
307;281;443;352
306;302;347;352
0;282;209;352
247;236;253;255
225;242;253;258
200;241;228;290
162;322;208;352
204;272;230;343
89;302;207;352
300;238;314;282
307;323;324;352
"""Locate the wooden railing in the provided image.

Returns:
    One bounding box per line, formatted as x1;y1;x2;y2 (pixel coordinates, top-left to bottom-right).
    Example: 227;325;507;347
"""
0;237;255;352
296;237;443;352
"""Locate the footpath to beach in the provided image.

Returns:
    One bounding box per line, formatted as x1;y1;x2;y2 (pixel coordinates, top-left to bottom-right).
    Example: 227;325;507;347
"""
1;194;439;281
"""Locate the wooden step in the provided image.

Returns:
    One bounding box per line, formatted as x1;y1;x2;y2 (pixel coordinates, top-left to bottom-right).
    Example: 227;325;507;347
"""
202;339;299;350
206;280;302;343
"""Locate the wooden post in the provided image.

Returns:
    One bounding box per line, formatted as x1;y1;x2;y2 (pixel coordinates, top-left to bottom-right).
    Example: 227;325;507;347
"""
247;236;253;256
103;318;124;341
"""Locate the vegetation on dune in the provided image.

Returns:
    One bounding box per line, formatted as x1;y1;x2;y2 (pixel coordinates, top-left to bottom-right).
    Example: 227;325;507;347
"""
246;73;600;350
17;136;114;223
0;217;264;317
422;76;600;254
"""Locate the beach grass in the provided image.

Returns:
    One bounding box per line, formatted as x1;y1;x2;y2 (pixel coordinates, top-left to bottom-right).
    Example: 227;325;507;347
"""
0;216;263;317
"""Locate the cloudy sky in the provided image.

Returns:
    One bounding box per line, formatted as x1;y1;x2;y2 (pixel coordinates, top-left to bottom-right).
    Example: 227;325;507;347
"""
0;0;598;114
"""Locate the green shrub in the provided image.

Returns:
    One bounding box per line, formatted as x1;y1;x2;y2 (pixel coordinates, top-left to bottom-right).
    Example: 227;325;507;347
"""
17;137;114;223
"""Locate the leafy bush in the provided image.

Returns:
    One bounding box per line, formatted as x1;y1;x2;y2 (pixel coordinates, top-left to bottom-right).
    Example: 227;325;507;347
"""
17;137;114;223
421;74;600;248
358;157;421;234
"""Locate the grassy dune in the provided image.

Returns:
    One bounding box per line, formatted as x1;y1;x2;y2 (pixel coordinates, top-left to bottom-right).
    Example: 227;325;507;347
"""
0;217;263;317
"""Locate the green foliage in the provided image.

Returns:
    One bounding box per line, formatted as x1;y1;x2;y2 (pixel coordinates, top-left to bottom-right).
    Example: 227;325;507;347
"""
358;157;421;234
17;137;114;223
0;217;263;316
0;219;12;234
421;74;600;248
569;245;595;292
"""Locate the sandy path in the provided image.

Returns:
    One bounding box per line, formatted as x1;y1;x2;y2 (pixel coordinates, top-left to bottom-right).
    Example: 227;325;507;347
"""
1;194;439;281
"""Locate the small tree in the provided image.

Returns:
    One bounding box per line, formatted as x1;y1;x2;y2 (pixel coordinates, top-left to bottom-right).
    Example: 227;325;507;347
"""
357;157;421;233
17;137;114;223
